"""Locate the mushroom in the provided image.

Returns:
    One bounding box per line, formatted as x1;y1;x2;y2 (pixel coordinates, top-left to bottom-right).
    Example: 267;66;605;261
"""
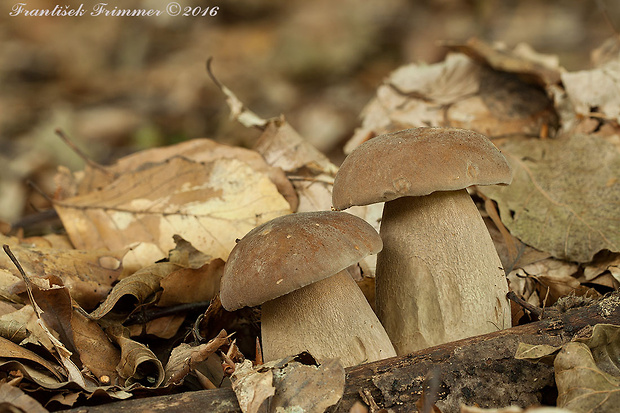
219;211;396;367
332;127;512;355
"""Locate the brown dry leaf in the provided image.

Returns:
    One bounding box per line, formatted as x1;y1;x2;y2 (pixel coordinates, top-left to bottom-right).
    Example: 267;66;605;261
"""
88;262;174;320
345;46;558;154
270;356;345;412
444;37;562;87
164;329;229;385
479;133;620;263
54;156;291;270
126;314;185;340
0;238;123;311
231;353;345;413
0;306;53;354
167;234;214;269
27;274;120;386
64;138;297;212
562;58;620;124
555;335;620;411
582;251;620;284
0;382;49;413
158;258;224;307
0;335;64;382
231;359;275;413
106;324;164;388
255;119;338;176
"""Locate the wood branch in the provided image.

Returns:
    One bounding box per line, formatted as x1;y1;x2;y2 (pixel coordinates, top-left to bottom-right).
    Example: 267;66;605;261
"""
60;292;620;413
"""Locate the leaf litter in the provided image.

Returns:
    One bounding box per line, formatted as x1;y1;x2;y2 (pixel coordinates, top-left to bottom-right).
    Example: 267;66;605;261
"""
0;36;619;412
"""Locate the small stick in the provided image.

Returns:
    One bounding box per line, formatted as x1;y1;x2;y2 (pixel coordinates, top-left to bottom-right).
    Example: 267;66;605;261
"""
55;129;110;174
507;291;543;319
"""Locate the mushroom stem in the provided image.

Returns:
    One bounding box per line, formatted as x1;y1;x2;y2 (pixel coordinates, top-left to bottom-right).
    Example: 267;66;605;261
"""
375;189;510;355
261;270;396;367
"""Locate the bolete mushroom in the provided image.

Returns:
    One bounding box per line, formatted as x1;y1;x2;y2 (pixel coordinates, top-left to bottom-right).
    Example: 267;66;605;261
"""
219;211;396;367
332;127;512;355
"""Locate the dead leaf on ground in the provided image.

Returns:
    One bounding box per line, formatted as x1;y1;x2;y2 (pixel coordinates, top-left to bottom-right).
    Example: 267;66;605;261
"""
0;382;49;413
164;329;229;385
106;324;164;388
54;156;291;271
0;235;124;310
231;353;345;413
345;42;558;154
562;59;620;124
555;327;620;412
479;133;620;263
88;262;174;320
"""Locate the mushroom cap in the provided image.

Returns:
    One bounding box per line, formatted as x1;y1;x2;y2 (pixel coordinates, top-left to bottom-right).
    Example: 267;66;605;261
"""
332;127;512;210
219;211;382;311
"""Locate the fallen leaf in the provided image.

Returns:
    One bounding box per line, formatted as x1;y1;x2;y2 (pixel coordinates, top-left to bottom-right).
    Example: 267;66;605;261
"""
0;382;49;413
231;353;345;413
158;258;224;307
0;335;64;381
562;59;620;123
270;356;345;412
445;37;562;87
126;314;185;340
106;325;164;388
255;119;338;176
88;262;174;320
164;329;229;385
555;341;620;412
345;46;558;154
479;133;620;262
514;342;561;364
54;157;291;270
231;359;275;413
0;238;123;310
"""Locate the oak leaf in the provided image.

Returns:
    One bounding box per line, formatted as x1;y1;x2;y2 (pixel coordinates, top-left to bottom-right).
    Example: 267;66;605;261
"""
54;156;292;270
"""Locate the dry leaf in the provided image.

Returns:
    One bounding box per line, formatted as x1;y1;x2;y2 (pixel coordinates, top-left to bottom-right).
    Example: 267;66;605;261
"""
445;37;562;87
54;157;291;270
345;41;561;156
0;335;64;381
158;258;224;307
555;341;620;412
562;59;620;123
27;274;120;386
0;382;49;413
231;359;275;413
0;238;123;311
270;356;345;412
479;133;620;263
88;262;174;320
164;329;229;385
255;119;338;176
126;314;185;340
106;325;164;388
231;353;345;413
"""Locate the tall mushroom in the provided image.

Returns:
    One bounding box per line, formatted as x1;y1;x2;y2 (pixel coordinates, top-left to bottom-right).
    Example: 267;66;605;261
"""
219;211;396;367
332;127;512;355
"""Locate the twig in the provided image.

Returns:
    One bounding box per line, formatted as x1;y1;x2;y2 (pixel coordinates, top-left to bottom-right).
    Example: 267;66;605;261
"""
507;291;543;319
55;129;110;174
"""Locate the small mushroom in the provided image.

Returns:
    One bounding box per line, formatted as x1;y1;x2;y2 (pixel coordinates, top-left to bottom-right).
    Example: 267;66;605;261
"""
219;211;396;367
332;127;512;354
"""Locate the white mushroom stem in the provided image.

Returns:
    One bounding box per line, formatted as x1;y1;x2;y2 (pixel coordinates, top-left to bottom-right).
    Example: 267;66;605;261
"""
261;270;396;367
375;189;511;355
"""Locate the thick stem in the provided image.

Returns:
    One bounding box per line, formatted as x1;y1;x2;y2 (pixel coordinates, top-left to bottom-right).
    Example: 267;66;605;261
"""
376;189;510;355
261;270;396;368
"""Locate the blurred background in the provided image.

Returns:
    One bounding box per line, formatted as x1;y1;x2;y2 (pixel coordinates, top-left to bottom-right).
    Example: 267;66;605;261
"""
1;0;619;223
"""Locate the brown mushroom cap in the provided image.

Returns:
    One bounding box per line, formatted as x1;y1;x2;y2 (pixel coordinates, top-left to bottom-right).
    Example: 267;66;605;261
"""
219;211;382;311
332;127;512;210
